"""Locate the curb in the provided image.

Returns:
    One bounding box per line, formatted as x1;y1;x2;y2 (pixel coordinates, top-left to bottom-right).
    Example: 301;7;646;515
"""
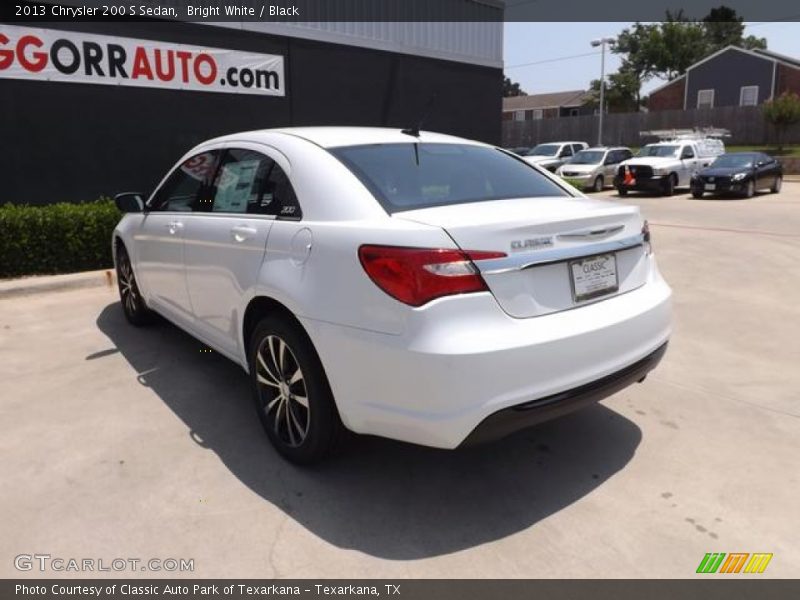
0;269;116;299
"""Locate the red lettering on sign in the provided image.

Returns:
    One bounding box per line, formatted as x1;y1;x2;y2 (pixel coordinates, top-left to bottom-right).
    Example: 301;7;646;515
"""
175;50;191;83
154;49;174;81
194;53;216;85
0;34;13;70
17;35;47;72
131;47;154;80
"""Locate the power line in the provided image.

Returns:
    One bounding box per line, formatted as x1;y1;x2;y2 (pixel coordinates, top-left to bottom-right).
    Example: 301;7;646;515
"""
505;50;601;70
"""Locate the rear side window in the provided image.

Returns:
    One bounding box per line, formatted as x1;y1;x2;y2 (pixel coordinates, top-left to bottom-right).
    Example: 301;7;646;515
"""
330;143;570;213
209;148;302;218
150;151;219;211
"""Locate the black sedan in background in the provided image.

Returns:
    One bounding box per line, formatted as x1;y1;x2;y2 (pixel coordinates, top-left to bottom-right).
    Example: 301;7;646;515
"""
690;152;782;198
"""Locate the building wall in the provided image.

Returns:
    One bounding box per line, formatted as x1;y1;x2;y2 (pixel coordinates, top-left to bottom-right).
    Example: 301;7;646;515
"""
1;21;502;204
648;78;686;111
55;1;505;68
775;63;800;96
686;49;774;109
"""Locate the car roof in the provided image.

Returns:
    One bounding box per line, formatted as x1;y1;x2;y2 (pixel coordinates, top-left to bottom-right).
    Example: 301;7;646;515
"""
583;146;628;151
205;126;479;149
720;151;761;157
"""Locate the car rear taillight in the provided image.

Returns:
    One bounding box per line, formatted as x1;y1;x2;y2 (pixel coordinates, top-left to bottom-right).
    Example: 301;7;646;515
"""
358;245;506;307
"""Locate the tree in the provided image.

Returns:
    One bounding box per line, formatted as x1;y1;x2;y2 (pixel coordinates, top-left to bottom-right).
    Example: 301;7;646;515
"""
703;6;767;50
612;6;768;88
503;77;526;97
583;68;640;113
763;92;800;152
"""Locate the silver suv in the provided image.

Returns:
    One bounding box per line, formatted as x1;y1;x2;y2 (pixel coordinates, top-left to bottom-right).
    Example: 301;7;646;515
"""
557;147;634;192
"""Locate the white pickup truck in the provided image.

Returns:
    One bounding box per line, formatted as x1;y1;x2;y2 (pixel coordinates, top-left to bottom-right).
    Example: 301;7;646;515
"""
614;138;725;196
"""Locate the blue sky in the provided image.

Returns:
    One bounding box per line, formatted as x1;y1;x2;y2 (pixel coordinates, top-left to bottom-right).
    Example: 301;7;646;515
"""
504;21;800;95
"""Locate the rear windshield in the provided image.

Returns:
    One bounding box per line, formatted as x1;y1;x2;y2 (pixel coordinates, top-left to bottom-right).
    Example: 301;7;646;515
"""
330;143;570;212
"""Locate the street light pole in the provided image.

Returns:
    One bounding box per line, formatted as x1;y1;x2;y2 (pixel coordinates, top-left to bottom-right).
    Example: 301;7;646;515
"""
591;37;615;146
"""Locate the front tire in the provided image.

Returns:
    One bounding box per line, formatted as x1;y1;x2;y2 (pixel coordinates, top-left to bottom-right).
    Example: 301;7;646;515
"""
744;179;755;198
661;174;676;197
691;189;704;199
592;175;604;193
616;187;628;196
115;244;153;326
771;175;782;193
248;315;344;465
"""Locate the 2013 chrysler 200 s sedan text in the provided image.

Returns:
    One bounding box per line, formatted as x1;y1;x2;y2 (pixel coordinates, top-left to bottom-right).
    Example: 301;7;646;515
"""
112;127;672;464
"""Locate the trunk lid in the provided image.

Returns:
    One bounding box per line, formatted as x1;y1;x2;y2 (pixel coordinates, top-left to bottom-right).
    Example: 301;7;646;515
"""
393;196;648;318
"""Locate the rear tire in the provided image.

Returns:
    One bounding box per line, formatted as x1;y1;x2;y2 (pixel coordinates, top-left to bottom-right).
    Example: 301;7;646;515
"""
115;244;153;326
616;187;628;196
771;175;782;193
248;315;345;465
592;175;604;193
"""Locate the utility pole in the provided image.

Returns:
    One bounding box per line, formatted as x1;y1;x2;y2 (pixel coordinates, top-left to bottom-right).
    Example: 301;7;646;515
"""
591;37;615;146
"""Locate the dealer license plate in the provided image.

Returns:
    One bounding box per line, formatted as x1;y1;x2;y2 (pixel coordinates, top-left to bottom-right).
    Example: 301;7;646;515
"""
705;183;716;191
569;253;619;303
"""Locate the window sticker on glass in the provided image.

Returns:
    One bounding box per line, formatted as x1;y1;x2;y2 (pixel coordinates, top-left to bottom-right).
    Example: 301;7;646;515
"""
214;159;260;212
180;152;216;182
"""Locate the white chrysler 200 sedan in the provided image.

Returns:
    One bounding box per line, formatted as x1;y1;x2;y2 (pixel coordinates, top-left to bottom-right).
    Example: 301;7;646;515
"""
112;127;672;464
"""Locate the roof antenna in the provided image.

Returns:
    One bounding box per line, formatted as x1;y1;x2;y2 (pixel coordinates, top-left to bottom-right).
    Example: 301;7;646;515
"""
402;93;437;138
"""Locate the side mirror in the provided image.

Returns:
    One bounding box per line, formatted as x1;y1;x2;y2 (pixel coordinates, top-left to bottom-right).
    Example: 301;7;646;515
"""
115;192;145;213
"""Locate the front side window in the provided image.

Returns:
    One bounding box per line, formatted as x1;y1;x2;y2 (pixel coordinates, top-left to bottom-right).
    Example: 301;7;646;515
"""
150;151;219;211
331;143;570;213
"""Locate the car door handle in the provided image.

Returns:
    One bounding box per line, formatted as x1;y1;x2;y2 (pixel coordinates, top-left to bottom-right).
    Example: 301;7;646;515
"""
230;225;257;242
166;221;184;235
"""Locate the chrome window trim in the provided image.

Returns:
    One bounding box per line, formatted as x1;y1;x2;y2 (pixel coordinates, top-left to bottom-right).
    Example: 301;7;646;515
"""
477;233;645;275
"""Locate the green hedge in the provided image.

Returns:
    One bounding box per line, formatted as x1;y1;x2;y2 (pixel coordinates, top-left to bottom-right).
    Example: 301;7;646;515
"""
0;199;121;278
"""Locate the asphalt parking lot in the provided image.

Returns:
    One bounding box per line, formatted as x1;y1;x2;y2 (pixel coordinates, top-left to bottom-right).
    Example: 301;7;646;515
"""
2;184;799;578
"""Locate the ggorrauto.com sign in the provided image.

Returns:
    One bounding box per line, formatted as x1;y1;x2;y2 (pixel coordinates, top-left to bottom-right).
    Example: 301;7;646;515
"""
0;24;285;96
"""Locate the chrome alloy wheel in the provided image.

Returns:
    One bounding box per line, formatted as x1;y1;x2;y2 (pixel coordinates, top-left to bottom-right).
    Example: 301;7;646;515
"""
255;335;310;447
117;252;138;315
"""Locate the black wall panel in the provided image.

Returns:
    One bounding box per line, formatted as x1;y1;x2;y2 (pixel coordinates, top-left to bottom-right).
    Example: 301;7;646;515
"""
0;22;502;204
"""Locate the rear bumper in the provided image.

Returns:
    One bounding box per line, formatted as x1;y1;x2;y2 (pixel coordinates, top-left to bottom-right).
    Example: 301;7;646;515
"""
302;263;672;449
461;342;667;446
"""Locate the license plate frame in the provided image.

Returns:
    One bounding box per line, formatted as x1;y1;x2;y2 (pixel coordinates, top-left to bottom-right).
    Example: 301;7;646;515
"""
569;253;619;303
705;183;716;191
